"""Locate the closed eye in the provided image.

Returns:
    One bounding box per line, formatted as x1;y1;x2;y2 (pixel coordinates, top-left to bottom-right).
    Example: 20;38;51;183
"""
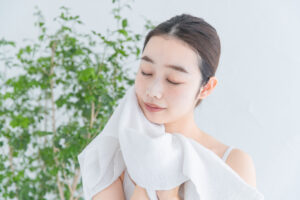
141;71;182;85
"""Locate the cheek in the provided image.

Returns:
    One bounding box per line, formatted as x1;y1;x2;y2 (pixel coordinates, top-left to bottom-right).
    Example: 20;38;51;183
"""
166;87;193;106
168;80;199;107
135;74;145;93
134;74;148;104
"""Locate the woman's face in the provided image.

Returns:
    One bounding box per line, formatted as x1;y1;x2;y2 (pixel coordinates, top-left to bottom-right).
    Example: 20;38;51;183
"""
135;35;203;125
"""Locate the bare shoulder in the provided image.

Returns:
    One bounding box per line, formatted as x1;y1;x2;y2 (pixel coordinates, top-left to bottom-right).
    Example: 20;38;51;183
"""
191;130;257;188
92;175;125;200
202;134;257;188
225;148;257;188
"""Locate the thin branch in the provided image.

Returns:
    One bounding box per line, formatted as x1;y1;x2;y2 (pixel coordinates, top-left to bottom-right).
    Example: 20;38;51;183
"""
8;145;14;171
89;101;95;129
71;168;81;192
50;41;65;200
94;102;101;122
50;41;57;136
61;164;73;200
44;94;48;145
74;189;84;200
56;171;65;200
70;168;81;200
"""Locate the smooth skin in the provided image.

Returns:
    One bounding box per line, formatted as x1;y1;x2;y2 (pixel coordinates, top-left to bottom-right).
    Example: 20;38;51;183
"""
91;172;151;200
91;176;125;200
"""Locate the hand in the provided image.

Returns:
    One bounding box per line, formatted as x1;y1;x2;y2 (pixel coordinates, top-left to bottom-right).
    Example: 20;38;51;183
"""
130;184;150;200
128;173;181;200
128;173;137;186
156;185;181;200
128;174;150;200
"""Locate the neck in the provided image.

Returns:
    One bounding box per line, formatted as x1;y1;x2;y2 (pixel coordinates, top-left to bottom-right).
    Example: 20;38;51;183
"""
164;112;205;141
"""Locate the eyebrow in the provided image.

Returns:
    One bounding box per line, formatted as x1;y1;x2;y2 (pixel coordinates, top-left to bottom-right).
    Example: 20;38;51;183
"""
141;55;189;74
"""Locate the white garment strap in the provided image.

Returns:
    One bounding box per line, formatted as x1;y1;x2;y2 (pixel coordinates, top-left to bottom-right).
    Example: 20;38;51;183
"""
222;146;235;162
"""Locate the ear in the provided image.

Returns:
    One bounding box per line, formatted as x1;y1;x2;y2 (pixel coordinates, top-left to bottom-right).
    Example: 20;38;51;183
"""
197;76;218;100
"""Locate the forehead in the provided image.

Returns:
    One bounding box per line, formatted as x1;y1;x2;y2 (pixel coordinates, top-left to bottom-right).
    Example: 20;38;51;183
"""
143;35;200;74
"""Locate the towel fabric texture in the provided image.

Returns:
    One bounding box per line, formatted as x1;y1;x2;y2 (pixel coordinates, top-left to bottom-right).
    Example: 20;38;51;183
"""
77;84;265;200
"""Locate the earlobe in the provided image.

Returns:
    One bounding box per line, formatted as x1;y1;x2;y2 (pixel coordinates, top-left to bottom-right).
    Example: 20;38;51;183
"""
200;77;218;98
196;77;215;100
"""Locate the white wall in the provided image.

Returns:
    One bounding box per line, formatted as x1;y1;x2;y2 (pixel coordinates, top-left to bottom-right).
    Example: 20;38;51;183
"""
1;0;299;199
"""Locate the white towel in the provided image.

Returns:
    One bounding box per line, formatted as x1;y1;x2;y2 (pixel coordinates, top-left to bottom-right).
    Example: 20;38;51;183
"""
77;84;265;200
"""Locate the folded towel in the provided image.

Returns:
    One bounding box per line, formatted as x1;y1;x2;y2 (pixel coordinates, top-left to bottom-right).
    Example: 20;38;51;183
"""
77;84;265;200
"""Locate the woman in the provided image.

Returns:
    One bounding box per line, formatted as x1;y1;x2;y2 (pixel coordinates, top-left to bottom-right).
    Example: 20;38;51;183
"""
93;13;257;200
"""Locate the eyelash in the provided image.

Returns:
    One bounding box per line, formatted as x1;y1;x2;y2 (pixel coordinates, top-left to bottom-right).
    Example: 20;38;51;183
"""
141;71;181;85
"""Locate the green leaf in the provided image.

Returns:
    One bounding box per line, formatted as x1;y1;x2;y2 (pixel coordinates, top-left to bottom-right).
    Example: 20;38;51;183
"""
0;1;155;199
122;19;127;28
118;29;128;37
10;115;33;129
34;131;53;136
0;39;16;47
77;68;96;82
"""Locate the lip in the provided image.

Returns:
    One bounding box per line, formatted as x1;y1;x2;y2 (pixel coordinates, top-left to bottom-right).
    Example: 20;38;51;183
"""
144;102;166;112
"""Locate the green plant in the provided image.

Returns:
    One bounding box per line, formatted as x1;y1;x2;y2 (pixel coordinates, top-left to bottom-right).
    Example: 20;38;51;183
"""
0;0;155;199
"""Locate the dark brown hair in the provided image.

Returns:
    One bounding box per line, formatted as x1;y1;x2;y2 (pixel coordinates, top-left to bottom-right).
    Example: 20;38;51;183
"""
142;14;221;107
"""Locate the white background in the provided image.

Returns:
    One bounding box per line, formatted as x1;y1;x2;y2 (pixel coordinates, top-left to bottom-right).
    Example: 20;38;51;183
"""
1;0;299;199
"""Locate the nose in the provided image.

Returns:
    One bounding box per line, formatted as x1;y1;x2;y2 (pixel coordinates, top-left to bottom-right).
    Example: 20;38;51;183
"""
146;78;163;99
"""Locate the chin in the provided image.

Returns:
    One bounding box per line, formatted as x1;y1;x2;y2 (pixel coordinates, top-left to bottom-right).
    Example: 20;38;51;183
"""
143;112;165;125
148;118;164;125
